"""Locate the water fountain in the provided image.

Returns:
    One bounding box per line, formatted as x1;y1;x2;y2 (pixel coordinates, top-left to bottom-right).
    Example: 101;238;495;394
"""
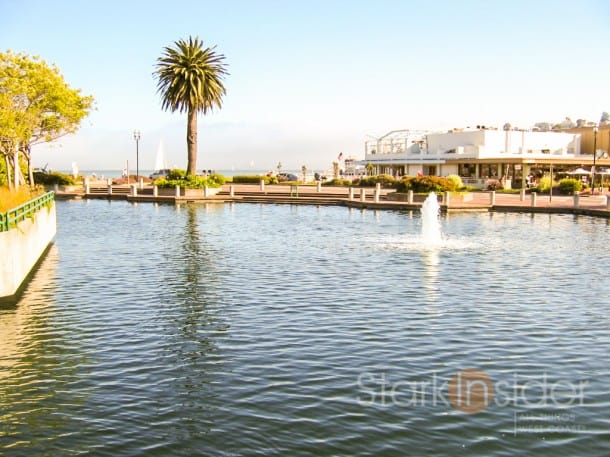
420;192;442;246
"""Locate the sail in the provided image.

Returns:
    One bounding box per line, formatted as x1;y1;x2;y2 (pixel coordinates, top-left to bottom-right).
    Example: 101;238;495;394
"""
154;141;168;170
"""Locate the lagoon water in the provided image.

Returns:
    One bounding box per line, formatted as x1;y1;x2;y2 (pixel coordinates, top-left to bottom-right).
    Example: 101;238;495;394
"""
1;200;609;456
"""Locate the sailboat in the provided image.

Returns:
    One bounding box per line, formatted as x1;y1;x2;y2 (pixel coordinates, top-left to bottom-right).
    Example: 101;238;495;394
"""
154;140;168;171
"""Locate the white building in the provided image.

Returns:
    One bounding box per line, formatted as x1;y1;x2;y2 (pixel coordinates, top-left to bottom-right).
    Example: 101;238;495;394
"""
363;127;607;188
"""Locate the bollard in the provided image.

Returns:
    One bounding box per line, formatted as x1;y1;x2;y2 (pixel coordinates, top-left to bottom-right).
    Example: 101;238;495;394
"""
139;178;144;189
175;185;180;198
573;193;580;208
349;187;355;200
489;190;496;206
360;188;366;202
84;177;90;194
531;192;537;207
53;183;59;193
204;186;210;198
153;185;158;197
606;195;610;211
317;181;322;193
107;184;113;195
374;183;381;203
520;189;526;201
444;191;451;207
131;184;138;196
407;190;414;204
260;179;265;192
230;184;235;197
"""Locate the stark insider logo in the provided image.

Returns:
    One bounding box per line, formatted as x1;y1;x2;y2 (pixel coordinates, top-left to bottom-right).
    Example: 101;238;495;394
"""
357;369;587;414
448;369;493;414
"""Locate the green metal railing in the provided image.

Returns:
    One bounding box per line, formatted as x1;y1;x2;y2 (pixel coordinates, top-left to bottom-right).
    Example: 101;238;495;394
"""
0;191;55;232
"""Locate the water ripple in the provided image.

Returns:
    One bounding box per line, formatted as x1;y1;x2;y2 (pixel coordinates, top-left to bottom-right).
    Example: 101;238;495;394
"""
0;202;608;456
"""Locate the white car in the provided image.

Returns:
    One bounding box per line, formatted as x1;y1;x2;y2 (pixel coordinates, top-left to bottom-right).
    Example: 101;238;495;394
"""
149;169;171;179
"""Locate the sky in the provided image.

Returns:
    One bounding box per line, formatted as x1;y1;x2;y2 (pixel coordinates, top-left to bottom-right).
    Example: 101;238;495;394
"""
2;0;609;172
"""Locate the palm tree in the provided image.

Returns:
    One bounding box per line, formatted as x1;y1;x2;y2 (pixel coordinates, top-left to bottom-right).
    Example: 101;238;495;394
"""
155;36;228;176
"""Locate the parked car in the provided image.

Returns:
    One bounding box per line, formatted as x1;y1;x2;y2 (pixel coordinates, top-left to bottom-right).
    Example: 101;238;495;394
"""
277;173;299;182
149;169;171;179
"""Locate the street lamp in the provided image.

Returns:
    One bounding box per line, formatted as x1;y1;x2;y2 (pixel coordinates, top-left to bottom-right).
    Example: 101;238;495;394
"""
133;130;141;183
592;126;598;193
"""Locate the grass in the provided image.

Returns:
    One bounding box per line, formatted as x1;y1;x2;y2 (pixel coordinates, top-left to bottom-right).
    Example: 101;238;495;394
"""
0;186;44;213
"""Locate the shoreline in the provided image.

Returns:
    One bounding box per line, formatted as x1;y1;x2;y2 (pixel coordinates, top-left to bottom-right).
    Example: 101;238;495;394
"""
53;183;610;219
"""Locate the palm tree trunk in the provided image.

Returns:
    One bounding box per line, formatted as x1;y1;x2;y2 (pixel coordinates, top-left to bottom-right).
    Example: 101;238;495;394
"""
186;108;198;176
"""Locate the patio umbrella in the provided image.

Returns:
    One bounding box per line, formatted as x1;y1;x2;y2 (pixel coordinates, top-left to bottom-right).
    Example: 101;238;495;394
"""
566;168;591;175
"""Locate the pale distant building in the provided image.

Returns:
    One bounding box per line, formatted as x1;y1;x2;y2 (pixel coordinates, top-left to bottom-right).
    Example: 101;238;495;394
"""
363;126;610;188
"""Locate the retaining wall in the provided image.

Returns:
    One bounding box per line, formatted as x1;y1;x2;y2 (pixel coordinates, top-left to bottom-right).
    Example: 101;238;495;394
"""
0;203;57;302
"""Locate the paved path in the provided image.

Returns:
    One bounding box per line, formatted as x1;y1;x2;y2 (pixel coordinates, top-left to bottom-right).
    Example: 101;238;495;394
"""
55;183;610;218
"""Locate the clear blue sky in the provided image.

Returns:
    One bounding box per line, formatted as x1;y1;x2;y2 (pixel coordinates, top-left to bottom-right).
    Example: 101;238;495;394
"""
2;0;609;172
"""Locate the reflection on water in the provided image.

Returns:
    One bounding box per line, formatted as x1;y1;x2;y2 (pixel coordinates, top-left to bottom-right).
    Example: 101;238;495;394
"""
421;248;440;306
0;201;609;456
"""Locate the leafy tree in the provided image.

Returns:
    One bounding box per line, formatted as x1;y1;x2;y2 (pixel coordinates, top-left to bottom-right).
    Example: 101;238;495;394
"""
154;36;228;176
600;112;610;125
0;50;94;188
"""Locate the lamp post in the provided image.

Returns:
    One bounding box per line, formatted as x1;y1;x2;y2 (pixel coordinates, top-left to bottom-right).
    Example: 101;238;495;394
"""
592;126;598;193
133;130;141;182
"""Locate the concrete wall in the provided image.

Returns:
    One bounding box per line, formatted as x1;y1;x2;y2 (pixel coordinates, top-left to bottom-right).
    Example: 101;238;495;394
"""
0;203;57;301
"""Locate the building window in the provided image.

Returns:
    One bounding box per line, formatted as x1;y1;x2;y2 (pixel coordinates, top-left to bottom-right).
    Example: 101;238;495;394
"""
480;164;499;178
458;163;476;177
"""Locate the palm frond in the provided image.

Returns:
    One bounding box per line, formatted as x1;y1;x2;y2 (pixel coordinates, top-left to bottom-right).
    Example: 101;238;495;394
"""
154;36;228;114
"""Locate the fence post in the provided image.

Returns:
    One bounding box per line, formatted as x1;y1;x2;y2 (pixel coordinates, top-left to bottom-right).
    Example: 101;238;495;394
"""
531;192;537;207
84;177;90;194
360;188;366;202
606;195;610;211
204;186;210;198
131;184;138;196
489;191;496;206
573;193;580;208
260;179;265;192
317;181;322;193
407;190;414;204
230;185;235;197
520;189;526;201
153;185;158;197
444;191;451;207
349;187;354;201
374;183;381;203
175;185;180;198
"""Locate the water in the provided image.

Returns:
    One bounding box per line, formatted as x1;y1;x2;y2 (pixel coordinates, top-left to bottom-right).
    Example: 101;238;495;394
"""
1;201;609;456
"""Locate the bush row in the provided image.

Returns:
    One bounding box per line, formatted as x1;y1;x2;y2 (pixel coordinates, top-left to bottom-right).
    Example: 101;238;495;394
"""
231;175;279;184
33;171;77;186
154;169;226;189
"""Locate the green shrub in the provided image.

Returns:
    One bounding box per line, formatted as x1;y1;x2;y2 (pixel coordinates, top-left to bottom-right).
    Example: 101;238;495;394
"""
232;175;277;184
33;171;76;186
357;174;397;188
168;168;187;180
558;178;582;194
396;176;457;193
155;173;226;189
536;176;552;193
446;174;463;190
322;178;353;187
